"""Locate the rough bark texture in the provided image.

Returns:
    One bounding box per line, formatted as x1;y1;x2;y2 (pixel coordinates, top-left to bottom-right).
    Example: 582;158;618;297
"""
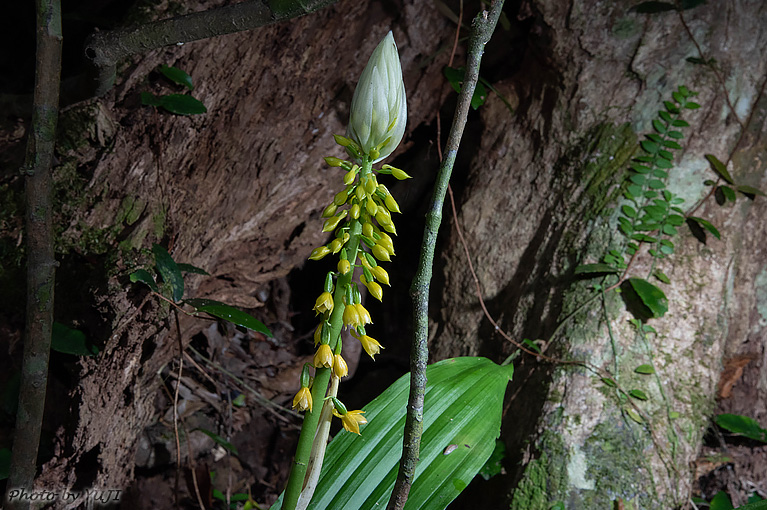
2;0;764;507
436;1;767;508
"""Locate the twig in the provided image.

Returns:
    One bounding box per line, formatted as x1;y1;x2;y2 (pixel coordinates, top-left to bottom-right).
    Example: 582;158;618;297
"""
385;3;506;509
84;0;338;96
6;1;62;508
186;345;302;422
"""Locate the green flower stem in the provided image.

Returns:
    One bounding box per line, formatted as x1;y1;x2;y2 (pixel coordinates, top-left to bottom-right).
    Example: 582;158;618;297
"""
282;158;371;510
386;3;505;509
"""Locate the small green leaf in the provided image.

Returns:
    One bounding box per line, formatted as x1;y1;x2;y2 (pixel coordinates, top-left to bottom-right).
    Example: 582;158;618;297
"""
667;130;683;139
471;81;488;110
521;338;542;354
621;205;637;218
177;263;210;275
651;119;666;133
720;185;737;202
152;244;185;302
688;216;721;240
647;179;666;189
736;185;767;198
710;491;734;510
669;411;680;419
662;139;682;150
158;94;207;115
232;393;246;407
635;364;655;374
185;298;273;337
601;377;617;388
653;270;670;284
574;263;621;275
705;154;734;184
685;101;701;109
550;503;566;510
159;65;194;90
479;440;506;480
626;408;643;424
629;389;648;401
443;66;463;93
716;414;767;443
628;277;668;318
197;428;239;455
735;499;767;510
52;322;99;356
140;91;163;107
640;140;659;154
130;269;159;292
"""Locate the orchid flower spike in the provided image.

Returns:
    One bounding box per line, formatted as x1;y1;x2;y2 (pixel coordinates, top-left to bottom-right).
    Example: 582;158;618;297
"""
346;31;407;164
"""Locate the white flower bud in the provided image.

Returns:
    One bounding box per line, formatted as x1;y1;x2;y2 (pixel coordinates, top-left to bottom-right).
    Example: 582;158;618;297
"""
346;31;407;164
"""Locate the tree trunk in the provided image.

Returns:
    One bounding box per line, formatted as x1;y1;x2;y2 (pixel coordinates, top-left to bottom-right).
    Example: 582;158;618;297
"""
436;1;767;508
3;0;764;508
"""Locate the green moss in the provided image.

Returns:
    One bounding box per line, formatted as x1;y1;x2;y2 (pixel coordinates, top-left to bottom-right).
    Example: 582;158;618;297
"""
573;421;655;508
510;431;569;510
152;207;166;239
580;123;639;220
115;196;147;226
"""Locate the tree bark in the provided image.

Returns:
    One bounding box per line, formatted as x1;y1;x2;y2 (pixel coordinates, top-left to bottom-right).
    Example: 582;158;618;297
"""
436;1;767;508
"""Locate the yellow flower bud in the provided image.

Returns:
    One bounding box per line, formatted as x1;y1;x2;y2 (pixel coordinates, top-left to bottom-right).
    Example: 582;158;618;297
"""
343;168;357;185
372;244;391;262
350;203;361;219
366;281;383;301
334;188;350;206
333;134;354;147
337;259;351;275
384;194;401;214
376;236;395;256
333;408;367;435
322;210;347;232
382;222;397;235
309;246;331;260
313;343;333;368
328;237;344;254
313;291;334;315
355;184;366;202
375;207;392;226
364;176;377;195
324;156;344;167
362;222;374;239
355;303;372;325
292;387;313;412
333;354;349;378
365;197;379;216
371;265;390;286
391;167;412;180
343;303;361;328
314;323;322;346
322;203;338;218
358;334;383;360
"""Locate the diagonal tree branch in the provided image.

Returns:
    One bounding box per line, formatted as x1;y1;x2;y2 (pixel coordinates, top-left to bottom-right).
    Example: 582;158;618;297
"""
84;0;337;97
5;0;62;508
385;2;505;509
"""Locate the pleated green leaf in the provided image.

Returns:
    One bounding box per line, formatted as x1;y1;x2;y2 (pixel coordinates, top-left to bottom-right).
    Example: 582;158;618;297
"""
272;357;513;510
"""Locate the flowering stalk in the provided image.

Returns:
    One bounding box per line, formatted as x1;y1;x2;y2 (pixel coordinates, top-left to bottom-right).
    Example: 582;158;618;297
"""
282;30;408;510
